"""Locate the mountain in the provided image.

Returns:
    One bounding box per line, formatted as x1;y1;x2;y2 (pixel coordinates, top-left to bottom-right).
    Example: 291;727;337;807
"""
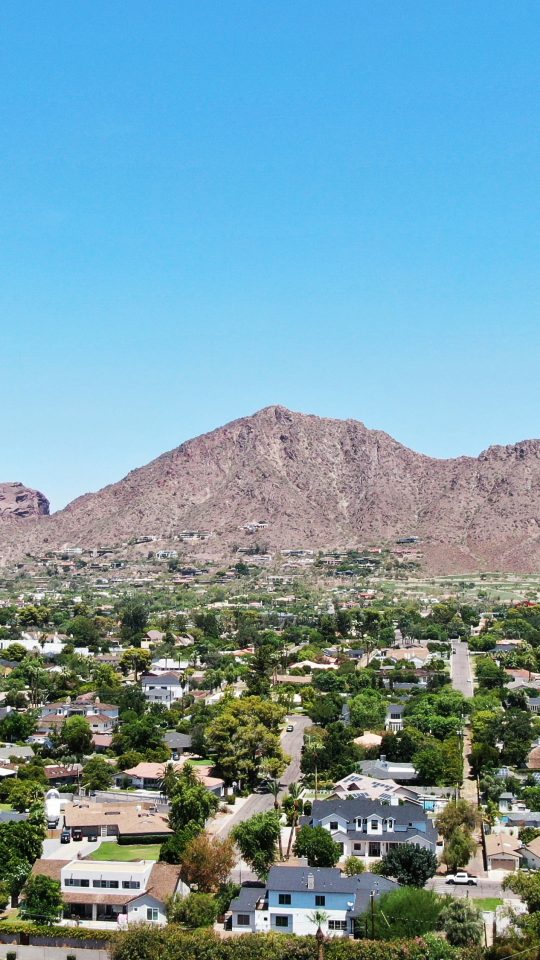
2;405;540;572
0;483;49;522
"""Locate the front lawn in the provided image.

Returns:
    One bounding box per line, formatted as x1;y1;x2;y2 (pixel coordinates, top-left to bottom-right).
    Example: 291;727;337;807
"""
475;898;503;912
88;842;161;862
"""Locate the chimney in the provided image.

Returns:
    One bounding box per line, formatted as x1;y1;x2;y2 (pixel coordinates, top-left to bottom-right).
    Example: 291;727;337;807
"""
307;873;314;890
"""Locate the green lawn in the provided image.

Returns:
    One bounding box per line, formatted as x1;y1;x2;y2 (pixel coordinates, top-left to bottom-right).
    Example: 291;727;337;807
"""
475;898;503;912
0;804;13;812
88;842;161;862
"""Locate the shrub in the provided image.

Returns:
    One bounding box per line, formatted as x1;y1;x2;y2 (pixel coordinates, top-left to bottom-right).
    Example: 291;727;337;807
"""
6;952;16;960
169;893;219;928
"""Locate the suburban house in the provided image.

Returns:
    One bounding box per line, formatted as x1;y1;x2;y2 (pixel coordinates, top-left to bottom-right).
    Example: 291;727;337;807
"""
31;858;185;925
163;731;193;757
331;772;419;805
116;762;225;797
229;866;398;937
140;672;189;708
358;758;418;782
63;800;172;840
44;764;83;787
519;835;540;870
385;704;405;732
302;798;438;860
485;834;522;872
39;697;118;735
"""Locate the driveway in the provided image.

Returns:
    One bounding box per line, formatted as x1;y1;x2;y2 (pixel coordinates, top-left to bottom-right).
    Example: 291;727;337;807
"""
42;834;103;860
428;875;521;901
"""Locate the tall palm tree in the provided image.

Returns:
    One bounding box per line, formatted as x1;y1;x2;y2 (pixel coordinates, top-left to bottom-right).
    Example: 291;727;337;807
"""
285;781;302;859
268;779;283;860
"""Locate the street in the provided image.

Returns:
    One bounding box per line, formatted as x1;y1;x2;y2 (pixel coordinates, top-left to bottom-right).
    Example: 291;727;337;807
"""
451;638;474;696
428;876;520;901
212;714;311;837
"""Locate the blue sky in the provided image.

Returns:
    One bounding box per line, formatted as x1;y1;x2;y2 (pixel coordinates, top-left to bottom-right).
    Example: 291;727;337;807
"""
2;1;540;510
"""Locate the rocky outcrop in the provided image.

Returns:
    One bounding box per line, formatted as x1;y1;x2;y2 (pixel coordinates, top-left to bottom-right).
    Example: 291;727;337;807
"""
0;483;50;521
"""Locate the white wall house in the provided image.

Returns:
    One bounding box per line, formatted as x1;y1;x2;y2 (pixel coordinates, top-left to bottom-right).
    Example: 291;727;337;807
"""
32;858;185;926
140;672;190;707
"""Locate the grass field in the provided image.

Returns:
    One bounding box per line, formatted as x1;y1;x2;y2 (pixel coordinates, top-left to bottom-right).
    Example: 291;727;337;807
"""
0;804;13;812
88;842;161;862
475;898;503;912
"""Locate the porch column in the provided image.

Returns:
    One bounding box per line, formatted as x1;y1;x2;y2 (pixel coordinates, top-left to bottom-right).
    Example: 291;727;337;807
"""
92;904;98;921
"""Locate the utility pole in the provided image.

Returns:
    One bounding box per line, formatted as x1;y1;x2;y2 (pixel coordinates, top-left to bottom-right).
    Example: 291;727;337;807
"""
370;891;375;939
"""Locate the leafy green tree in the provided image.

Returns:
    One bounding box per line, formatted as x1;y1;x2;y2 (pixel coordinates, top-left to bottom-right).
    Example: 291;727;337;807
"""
503;870;540;912
343;856;365;876
120;600;148;645
439;898;484;946
378;843;438;887
361;887;445;940
167;891;218;927
436;800;477;839
60;716;93;759
119;647;152;681
348;689;386;731
159;823;201;864
82;757;114;791
8;780;43;813
20;874;64;924
293;826;341;867
231;811;281;880
206;697;286;787
168;764;219;833
65;616;101;647
442;826;477;873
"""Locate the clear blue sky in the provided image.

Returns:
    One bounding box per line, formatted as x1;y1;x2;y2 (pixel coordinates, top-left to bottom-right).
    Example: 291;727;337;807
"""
2;1;540;510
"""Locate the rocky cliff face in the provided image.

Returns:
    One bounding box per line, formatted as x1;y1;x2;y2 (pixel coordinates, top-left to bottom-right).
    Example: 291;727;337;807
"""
1;406;540;571
0;483;50;521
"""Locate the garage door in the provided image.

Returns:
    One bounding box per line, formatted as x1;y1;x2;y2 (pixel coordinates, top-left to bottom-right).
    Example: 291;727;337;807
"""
491;858;516;871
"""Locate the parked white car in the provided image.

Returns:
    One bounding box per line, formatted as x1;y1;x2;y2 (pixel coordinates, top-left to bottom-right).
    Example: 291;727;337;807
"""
445;872;477;886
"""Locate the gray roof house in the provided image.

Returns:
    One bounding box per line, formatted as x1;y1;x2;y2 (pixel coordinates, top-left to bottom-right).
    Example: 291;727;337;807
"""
359;758;418;782
302;797;438;861
228;866;398;937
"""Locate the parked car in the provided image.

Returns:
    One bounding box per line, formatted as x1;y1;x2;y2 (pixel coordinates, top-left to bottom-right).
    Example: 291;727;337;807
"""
445;872;477;885
60;829;71;844
72;827;83;841
286;724;294;732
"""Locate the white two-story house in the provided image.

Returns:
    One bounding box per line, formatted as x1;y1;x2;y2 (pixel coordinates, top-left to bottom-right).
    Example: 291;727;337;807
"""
303;797;439;861
140;672;190;708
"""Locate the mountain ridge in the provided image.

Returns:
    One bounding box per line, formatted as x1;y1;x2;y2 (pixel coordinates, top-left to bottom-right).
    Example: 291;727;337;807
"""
2;405;540;572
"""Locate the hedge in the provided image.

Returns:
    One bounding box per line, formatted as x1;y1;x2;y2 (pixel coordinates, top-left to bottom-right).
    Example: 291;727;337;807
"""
110;926;462;960
117;835;167;845
0;921;114;944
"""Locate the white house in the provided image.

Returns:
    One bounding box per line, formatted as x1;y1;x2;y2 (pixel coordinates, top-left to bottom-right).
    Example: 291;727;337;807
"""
304;798;438;861
31;858;186;926
140;672;189;708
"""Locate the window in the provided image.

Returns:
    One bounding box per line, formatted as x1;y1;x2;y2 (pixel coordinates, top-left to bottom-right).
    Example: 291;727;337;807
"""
146;908;159;922
278;894;291;905
65;878;90;888
329;920;348;931
122;881;141;889
315;895;326;907
329;821;339;830
370;820;379;830
93;880;119;888
236;914;251;926
353;843;362;851
275;916;289;928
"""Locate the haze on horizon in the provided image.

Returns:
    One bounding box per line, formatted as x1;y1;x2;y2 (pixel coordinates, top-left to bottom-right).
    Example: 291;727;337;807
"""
2;1;540;511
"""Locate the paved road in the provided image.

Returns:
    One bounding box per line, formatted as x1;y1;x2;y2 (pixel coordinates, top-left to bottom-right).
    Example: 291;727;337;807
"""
213;715;311;837
451;639;474;696
428;876;520;900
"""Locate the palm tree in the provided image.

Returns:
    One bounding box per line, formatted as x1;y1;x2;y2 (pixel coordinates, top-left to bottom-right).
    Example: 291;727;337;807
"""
285;781;302;859
268;779;283;860
158;762;180;799
308;910;329;960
